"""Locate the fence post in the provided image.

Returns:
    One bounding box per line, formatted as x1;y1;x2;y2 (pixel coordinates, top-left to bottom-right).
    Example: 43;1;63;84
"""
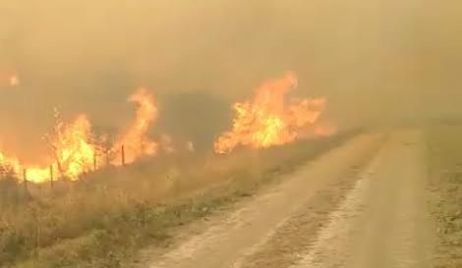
93;151;97;171
49;165;54;189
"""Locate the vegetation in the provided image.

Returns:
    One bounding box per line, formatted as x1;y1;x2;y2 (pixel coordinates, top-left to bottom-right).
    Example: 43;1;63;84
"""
0;133;354;267
427;125;462;267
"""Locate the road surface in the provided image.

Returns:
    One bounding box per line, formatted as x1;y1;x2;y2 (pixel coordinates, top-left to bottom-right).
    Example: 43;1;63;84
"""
141;131;434;268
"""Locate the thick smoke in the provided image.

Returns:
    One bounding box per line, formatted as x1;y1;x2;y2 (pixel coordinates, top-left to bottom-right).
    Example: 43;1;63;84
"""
0;0;461;159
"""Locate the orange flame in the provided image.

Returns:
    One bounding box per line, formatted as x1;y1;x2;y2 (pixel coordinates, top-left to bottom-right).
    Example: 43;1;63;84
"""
0;88;165;183
0;73;19;88
0;151;21;176
112;88;159;165
9;75;19;87
50;114;97;180
215;72;328;154
0;115;97;183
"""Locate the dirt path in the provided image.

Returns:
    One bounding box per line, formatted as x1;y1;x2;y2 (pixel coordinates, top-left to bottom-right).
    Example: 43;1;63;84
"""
142;130;434;268
142;133;382;268
288;130;434;268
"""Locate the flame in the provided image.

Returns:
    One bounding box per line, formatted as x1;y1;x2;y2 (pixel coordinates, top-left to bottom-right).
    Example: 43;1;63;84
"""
50;115;96;180
0;115;97;183
0;73;19;88
215;72;329;154
26;167;52;183
0;151;21;176
0;88;165;183
112;88;159;165
9;75;19;87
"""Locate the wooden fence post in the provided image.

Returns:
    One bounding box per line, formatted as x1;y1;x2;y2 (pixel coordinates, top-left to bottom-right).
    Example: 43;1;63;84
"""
49;165;54;189
93;151;97;171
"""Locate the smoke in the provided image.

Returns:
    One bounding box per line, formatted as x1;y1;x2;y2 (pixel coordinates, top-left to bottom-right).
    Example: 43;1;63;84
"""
1;0;462;157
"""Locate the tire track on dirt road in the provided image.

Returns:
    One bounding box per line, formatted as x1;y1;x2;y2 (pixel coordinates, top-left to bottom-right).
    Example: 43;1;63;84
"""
287;130;434;268
143;133;384;268
238;144;384;268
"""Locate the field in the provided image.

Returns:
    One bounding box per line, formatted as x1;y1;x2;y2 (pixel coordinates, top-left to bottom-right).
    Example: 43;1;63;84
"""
427;124;462;267
0;132;354;268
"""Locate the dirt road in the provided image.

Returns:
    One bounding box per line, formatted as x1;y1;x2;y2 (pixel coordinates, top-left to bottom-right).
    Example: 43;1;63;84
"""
144;131;434;268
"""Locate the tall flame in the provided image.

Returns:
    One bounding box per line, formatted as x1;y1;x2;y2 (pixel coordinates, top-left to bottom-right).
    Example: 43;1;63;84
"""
112;88;159;165
214;72;328;154
50;114;96;179
0;88;162;183
0;115;97;183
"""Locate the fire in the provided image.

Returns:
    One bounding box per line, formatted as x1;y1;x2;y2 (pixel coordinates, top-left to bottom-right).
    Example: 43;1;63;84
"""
0;88;160;183
0;88;165;183
49;114;97;180
0;115;96;183
0;73;19;88
9;75;19;87
112;88;159;165
0;151;20;175
0;146;51;183
215;72;329;154
26;167;52;184
0;115;97;183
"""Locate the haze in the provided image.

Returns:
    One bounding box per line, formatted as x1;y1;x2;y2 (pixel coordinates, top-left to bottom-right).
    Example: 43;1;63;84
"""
0;0;461;159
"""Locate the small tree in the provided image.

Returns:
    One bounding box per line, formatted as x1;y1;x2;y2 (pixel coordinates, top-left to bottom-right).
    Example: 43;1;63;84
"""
43;108;66;178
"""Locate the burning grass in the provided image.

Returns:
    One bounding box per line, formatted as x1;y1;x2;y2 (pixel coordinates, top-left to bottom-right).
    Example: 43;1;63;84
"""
0;132;355;267
1;72;334;184
0;88;163;184
0;72;341;267
426;124;462;267
215;72;332;154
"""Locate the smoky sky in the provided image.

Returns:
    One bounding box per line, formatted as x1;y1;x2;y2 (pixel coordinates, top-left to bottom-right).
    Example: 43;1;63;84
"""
0;0;462;157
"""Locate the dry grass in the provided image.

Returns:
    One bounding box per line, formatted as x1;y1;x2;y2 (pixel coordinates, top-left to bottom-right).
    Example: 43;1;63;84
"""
426;124;462;267
0;133;354;268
